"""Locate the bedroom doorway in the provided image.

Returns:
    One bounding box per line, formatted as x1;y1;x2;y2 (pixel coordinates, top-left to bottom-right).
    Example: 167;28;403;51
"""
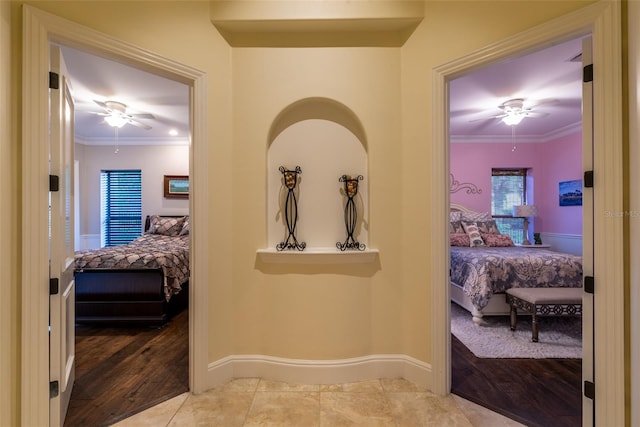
59;44;191;425
446;35;590;426
22;6;209;426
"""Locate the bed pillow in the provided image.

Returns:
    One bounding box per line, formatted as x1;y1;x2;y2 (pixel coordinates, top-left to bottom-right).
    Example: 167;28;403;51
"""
461;211;492;222
449;220;465;234
476;219;500;234
450;233;471;247
481;232;515;247
461;221;486;247
449;211;463;222
179;216;190;236
148;215;185;236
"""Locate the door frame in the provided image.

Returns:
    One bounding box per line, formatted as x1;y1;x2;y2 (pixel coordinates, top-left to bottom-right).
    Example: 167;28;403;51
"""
21;6;209;426
430;1;624;425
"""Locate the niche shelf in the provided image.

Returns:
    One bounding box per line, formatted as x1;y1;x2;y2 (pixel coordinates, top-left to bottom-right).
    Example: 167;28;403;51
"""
260;97;375;263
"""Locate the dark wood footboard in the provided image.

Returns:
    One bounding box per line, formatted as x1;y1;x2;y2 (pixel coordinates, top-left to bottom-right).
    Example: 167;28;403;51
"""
75;268;188;325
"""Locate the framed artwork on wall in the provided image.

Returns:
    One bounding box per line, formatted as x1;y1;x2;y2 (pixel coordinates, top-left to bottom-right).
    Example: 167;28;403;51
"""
164;175;189;199
559;179;582;206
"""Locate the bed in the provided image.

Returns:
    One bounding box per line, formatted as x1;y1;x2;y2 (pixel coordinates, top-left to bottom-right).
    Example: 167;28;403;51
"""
449;204;583;324
74;215;190;325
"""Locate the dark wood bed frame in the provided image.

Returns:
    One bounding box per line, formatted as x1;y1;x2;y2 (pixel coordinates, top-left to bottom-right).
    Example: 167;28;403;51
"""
74;215;189;325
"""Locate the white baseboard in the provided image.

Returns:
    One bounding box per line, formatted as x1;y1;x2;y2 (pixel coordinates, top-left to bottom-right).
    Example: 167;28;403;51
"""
539;232;582;256
78;234;100;250
207;354;432;391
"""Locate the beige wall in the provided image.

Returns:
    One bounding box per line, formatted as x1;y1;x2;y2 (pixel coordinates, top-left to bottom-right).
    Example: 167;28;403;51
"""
2;1;604;424
76;144;189;239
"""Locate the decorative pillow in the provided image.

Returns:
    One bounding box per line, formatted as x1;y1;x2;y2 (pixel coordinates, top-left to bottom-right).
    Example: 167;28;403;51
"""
449;220;465;234
450;233;471;247
461;221;486;247
461;211;492;222
449;211;463;222
481;232;515;247
476;219;500;234
148;215;185;236
179;216;190;236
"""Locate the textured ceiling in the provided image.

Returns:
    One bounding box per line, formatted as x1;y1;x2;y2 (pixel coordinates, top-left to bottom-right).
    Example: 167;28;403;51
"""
61;35;583;146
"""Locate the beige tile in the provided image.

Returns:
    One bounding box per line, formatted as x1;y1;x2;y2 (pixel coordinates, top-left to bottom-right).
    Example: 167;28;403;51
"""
381;378;428;393
320;391;394;426
111;392;189;427
257;379;320;392
387;392;473;427
167;390;254;427
211;377;260;393
452;395;526;427
244;391;320;426
320;379;383;393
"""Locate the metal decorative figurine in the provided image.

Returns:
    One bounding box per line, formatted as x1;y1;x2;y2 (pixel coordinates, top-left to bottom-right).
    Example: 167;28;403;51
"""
337;174;365;251
276;166;306;251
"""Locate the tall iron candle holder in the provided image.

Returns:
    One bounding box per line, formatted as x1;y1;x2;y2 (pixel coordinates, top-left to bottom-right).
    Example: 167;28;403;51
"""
337;174;365;251
276;166;306;251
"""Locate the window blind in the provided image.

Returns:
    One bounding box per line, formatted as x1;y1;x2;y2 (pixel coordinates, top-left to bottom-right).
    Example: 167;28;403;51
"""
491;168;527;243
100;170;142;247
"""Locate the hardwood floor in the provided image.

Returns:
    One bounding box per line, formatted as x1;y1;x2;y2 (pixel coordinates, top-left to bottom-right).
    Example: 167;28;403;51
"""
451;334;582;427
64;309;189;427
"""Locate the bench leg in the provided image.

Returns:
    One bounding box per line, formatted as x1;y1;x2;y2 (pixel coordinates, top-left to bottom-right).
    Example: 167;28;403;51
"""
510;305;517;331
532;308;539;342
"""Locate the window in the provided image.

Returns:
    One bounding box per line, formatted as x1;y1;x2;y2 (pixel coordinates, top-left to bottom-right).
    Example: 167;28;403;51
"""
491;168;527;244
100;170;142;247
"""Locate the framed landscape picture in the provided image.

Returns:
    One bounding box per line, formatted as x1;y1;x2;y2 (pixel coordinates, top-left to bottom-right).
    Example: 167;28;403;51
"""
559;179;582;206
164;175;189;199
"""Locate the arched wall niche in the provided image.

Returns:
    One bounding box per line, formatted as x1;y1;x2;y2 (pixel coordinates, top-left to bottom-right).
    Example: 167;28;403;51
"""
264;97;373;257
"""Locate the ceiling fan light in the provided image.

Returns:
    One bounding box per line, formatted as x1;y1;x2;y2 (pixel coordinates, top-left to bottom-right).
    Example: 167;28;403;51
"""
502;113;525;126
105;115;127;128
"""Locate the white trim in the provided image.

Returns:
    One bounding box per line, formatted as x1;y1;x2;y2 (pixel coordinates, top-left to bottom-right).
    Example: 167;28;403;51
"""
450;121;582;144
207;354;431;390
538;232;582;256
432;1;624;425
256;248;379;264
21;6;209;426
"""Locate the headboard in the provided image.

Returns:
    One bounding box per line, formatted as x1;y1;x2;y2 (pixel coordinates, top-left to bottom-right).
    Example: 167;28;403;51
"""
450;203;483;215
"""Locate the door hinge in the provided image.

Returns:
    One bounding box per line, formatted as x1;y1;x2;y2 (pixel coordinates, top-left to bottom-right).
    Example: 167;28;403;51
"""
50;380;59;398
584;276;594;294
49;72;59;90
583;64;593;83
49;174;59;192
584;171;594;188
50;278;59;295
584;380;595;400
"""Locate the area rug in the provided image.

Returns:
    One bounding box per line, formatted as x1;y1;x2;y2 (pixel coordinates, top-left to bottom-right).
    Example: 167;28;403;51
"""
450;302;582;359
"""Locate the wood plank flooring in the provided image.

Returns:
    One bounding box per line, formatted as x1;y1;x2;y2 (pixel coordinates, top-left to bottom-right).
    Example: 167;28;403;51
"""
64;309;189;427
451;334;582;427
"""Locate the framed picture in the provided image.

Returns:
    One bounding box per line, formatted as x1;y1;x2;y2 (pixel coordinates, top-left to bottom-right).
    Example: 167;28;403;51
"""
164;175;189;199
559;179;582;206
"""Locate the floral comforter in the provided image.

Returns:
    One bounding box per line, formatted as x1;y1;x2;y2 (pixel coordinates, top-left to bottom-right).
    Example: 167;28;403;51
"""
74;234;190;300
450;246;583;311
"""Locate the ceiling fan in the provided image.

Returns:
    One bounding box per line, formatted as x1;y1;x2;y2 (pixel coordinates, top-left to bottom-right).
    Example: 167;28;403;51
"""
91;100;154;130
471;98;550;126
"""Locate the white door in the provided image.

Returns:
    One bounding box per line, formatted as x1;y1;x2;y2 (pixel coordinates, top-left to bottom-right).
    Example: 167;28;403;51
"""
581;36;594;426
49;44;76;427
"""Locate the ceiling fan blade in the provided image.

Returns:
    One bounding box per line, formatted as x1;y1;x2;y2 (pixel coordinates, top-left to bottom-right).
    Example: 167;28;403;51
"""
468;114;505;123
94;100;108;109
88;111;109;117
525;112;549;118
130;113;155;119
127;119;152;130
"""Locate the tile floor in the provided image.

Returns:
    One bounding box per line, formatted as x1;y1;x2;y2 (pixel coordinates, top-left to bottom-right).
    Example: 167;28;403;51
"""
112;378;525;426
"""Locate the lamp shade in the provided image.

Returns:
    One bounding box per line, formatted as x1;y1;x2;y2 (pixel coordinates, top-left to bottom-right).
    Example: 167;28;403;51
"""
513;205;538;217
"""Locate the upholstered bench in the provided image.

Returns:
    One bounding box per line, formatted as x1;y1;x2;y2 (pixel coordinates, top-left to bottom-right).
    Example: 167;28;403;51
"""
505;287;583;342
